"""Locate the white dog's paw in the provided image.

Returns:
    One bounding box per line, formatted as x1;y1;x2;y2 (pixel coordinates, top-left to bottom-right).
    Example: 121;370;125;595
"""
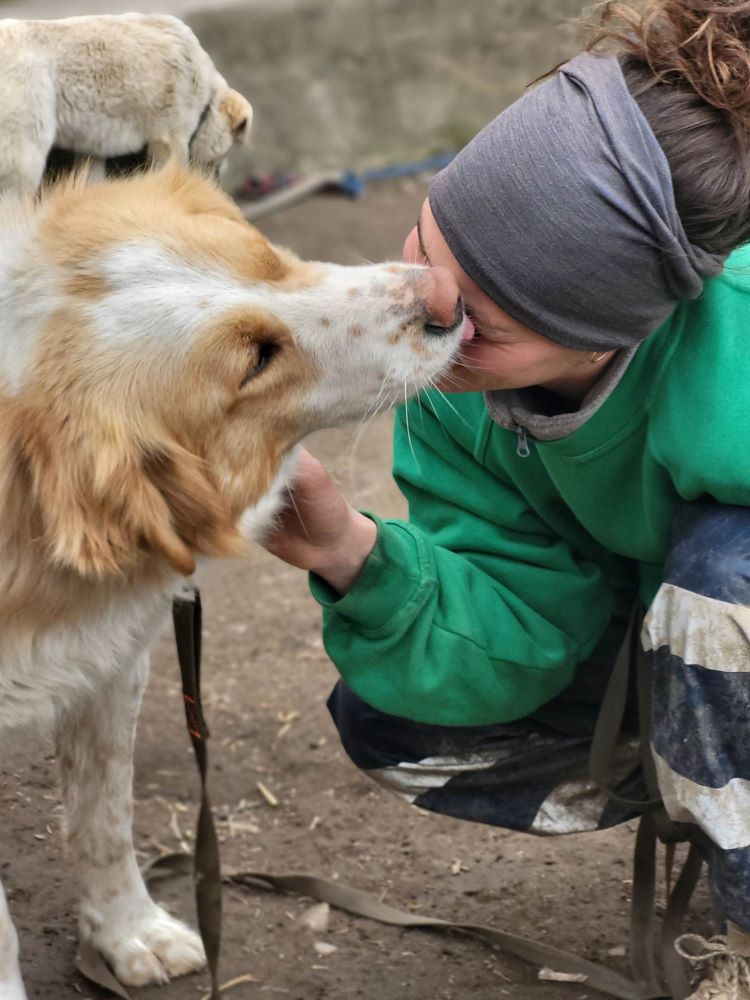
89;904;206;987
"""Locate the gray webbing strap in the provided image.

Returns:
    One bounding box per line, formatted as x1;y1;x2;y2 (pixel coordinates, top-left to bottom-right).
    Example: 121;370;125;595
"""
136;853;654;998
660;845;704;1000
589;611;660;811
631;814;663;996
172;588;222;1000
123;594;702;1000
226;870;648;999
590;605;706;999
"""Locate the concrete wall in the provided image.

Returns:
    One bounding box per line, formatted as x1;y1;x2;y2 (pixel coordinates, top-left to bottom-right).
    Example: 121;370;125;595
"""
189;0;586;187
0;0;586;184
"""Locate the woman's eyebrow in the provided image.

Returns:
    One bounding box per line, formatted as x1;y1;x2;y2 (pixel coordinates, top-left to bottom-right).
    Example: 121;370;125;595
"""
416;211;431;265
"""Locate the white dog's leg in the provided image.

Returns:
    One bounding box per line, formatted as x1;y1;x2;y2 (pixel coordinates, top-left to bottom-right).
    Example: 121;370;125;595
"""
54;654;206;987
0;74;55;199
0;140;50;199
148;137;190;168
0;881;27;1000
84;156;108;184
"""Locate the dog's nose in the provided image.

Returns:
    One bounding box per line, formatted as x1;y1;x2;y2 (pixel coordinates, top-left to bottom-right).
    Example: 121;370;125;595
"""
414;266;462;335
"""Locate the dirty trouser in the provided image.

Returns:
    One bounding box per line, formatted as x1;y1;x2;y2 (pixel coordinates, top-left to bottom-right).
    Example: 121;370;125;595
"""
328;504;750;932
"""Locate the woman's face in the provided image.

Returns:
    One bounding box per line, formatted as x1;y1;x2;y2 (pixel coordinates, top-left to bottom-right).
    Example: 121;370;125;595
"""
403;199;611;396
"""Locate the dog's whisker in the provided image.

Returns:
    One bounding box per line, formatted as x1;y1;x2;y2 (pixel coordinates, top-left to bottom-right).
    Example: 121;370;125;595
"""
422;382;451;439
347;365;395;485
286;487;312;544
426;378;471;429
450;356;493;373
402;379;422;472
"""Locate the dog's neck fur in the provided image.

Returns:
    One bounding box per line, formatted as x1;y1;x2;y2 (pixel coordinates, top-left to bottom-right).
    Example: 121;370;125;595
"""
0;445;177;636
0;200;175;632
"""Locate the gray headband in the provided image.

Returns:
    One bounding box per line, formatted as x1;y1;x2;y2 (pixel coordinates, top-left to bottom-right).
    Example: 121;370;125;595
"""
429;52;725;351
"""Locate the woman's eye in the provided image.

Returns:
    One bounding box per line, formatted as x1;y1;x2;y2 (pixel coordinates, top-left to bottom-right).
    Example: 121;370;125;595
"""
241;341;277;387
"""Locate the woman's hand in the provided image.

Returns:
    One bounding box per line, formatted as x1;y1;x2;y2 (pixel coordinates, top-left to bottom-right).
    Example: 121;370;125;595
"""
262;449;377;595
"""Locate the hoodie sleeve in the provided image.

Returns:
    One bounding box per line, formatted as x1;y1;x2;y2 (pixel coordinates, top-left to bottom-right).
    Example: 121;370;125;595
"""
309;394;615;726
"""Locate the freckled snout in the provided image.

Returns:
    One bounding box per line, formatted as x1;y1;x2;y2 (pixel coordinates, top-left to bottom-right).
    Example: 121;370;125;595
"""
413;266;462;334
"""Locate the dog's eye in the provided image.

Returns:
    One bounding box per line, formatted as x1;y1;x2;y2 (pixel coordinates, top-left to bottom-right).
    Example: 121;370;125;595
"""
241;341;277;387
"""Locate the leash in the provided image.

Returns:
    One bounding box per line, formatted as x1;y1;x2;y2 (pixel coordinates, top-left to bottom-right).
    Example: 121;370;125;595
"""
78;593;704;1000
169;594;695;1000
172;585;223;1000
82;596;704;1000
168;592;664;999
589;605;706;1000
224;869;646;998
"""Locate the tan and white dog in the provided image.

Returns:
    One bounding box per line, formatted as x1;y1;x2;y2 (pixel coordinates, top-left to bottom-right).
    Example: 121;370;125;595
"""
0;14;252;196
0;165;464;998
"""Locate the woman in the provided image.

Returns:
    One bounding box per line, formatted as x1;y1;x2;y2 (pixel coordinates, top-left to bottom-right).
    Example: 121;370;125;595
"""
264;2;750;996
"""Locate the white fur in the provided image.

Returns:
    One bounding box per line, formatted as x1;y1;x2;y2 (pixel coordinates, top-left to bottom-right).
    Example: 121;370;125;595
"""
0;14;252;196
0;207;47;395
0;883;25;1000
240;449;301;542
0;180;463;995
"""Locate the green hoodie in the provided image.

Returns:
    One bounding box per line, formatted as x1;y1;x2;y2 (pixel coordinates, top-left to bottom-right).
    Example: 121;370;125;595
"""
310;246;750;727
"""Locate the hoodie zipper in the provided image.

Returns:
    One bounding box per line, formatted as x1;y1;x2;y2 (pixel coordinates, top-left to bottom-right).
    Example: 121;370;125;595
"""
512;422;532;458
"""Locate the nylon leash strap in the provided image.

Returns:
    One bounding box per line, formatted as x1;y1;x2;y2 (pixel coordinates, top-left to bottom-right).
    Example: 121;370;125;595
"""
167;592;702;1000
172;586;222;1000
590;606;706;999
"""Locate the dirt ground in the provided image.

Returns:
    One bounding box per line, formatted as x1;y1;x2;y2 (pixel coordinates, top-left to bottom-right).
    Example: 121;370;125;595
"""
0;179;713;1000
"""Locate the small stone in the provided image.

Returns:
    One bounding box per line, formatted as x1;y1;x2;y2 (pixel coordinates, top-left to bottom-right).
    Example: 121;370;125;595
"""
313;942;338;957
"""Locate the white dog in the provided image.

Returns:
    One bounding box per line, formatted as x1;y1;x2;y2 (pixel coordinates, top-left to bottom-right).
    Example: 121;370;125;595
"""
0;13;253;196
0;165;465;998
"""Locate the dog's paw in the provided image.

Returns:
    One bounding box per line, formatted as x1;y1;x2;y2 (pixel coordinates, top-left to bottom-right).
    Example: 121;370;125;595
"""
90;905;206;987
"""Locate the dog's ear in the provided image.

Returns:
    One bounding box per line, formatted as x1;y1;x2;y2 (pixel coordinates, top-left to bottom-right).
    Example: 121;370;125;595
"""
16;417;242;578
139;445;244;572
220;89;253;145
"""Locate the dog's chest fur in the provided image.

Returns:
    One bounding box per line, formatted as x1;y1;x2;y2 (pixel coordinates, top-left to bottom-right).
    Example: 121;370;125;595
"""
0;586;172;737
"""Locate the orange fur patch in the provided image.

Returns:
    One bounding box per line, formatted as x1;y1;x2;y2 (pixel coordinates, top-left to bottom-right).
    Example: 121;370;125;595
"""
37;165;326;295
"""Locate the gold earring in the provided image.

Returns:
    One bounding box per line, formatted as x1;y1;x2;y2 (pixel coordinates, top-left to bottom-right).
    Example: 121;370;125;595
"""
589;351;607;364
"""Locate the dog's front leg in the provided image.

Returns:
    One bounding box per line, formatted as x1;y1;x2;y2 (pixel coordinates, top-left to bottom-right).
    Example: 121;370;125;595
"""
54;653;206;987
0;880;27;1000
147;137;190;168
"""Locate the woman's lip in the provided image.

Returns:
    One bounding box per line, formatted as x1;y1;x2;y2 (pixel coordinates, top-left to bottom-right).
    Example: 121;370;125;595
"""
461;314;476;341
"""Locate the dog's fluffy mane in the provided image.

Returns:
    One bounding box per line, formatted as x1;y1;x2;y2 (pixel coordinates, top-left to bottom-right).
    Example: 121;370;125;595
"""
0;167;250;631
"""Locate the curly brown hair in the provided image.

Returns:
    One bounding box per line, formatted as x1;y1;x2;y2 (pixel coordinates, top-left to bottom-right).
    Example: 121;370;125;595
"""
585;1;750;254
